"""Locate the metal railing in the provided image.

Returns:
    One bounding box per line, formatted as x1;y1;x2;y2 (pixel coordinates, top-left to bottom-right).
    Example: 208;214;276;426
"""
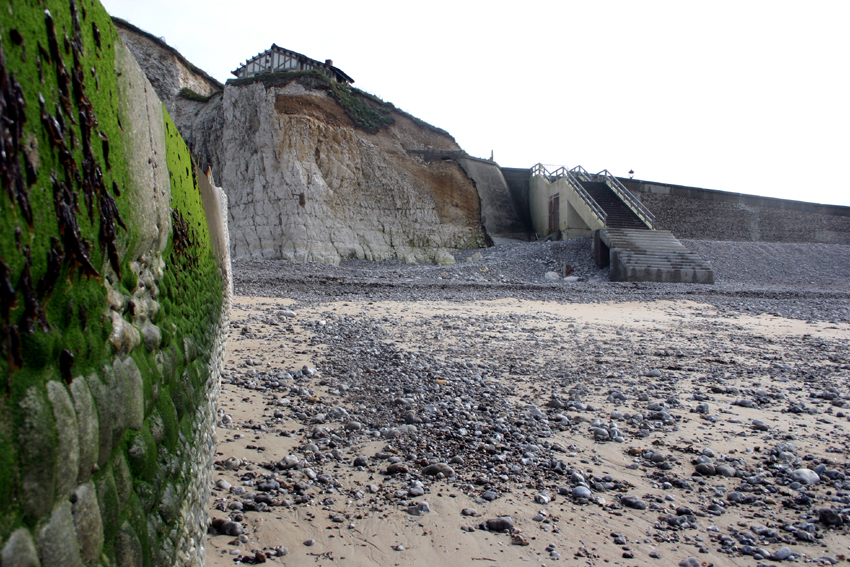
532;164;656;229
530;164;607;224
596;169;655;229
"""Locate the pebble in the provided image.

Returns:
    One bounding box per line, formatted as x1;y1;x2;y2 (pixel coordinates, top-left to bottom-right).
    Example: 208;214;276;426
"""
212;242;850;563
422;463;454;476
790;468;820;485
572;486;592;499
485;517;514;532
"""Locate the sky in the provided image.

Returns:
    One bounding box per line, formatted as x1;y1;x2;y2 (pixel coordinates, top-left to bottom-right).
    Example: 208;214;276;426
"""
100;0;850;206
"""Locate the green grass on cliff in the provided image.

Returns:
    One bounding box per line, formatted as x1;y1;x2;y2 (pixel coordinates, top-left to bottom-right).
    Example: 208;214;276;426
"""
227;70;396;133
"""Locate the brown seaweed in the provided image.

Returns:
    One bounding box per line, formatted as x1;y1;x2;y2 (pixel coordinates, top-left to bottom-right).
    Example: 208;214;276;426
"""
44;10;74;118
59;348;74;384
92;22;101;52
170;209;198;267
52;173;99;280
0;36;33;225
19;247;50;335
99;131;110;170
0;258;21;391
36;236;64;300
99;190;125;278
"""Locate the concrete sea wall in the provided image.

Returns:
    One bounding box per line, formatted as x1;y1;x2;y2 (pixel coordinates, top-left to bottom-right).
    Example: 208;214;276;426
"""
0;2;229;566
618;178;850;244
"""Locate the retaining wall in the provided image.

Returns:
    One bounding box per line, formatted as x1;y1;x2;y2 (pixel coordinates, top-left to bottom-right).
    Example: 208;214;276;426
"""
0;2;229;566
618;178;850;244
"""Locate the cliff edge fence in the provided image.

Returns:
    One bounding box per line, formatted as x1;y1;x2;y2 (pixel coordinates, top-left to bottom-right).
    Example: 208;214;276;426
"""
115;21;487;265
0;2;230;566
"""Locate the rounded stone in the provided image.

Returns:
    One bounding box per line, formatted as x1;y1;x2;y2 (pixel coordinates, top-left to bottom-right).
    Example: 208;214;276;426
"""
2;528;40;567
70;376;100;484
485;517;514;532
572;486;592;499
37;502;83;567
17;387;56;522
790;468;820;485
46;381;80;501
422;463;454;477
694;463;716;476
71;482;104;564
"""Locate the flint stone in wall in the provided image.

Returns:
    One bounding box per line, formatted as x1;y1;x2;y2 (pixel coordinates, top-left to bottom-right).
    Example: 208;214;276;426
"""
114;521;143;567
95;468;120;542
71;482;104;564
109;310;141;355
116;358;145;431
70;376;100;485
88;357;145;467
45;381;80;502
1;528;40;567
158;482;180;523
141;320;162;352
149;408;166;444
112;452;134;512
37;502;83;567
17;387;56;522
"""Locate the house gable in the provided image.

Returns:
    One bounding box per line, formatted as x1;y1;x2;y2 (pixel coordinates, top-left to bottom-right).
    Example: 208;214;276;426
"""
231;44;354;84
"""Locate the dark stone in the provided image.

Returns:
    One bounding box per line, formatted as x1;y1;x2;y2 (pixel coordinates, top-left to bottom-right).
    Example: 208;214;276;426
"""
694;463;716;476
422;463;454;476
485;517;514;532
819;508;844;527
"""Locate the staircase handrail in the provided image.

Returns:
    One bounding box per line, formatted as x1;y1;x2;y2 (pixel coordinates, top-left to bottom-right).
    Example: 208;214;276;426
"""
597;169;656;229
569;165;592;181
530;164;607;224
563;170;607;224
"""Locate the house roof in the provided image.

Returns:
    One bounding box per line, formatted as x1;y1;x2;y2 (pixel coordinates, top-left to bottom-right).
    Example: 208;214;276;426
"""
231;44;354;84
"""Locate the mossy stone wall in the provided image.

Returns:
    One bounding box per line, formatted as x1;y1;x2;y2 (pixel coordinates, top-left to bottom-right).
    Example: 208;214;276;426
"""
0;1;229;566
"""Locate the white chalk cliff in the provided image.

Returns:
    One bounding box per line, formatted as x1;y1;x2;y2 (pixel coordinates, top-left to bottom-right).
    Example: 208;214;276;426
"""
116;21;485;264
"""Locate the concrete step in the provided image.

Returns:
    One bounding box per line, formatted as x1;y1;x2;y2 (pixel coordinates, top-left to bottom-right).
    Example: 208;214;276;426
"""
595;227;715;284
581;181;651;229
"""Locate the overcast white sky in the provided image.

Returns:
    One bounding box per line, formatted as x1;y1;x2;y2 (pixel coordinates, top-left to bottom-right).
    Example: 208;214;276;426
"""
101;0;849;206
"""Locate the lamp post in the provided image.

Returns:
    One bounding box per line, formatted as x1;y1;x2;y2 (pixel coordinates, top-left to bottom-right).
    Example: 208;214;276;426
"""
628;169;634;179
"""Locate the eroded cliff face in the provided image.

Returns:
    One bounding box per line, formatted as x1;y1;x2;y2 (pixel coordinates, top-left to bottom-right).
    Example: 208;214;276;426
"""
215;81;484;263
118;27;485;264
113;18;223;103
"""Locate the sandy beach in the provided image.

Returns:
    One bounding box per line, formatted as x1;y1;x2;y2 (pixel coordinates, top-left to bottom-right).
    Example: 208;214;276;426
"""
204;240;850;567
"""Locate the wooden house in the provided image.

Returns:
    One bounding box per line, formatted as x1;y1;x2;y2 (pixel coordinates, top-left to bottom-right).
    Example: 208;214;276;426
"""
231;44;354;84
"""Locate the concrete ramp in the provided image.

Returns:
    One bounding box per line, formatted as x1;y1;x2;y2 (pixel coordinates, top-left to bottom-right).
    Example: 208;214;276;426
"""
457;157;529;241
594;228;715;283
